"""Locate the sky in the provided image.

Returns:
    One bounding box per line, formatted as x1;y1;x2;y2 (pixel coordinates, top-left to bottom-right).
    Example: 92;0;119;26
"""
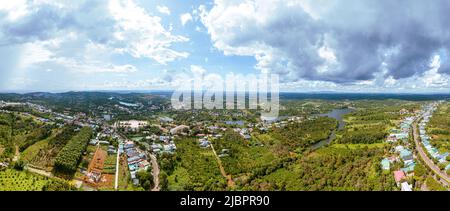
1;0;450;93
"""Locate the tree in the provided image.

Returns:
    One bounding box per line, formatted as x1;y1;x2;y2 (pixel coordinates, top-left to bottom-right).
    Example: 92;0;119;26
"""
160;171;169;191
13;160;26;171
136;168;154;190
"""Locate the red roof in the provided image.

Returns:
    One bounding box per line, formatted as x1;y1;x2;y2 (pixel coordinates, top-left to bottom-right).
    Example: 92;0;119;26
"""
394;171;406;183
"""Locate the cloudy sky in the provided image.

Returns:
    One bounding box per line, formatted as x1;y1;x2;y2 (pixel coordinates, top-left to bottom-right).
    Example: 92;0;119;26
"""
1;0;450;93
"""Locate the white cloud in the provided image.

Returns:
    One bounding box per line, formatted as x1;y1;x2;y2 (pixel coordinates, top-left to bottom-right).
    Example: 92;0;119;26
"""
109;0;189;64
199;0;450;89
53;57;138;74
0;0;29;21
421;55;449;88
190;65;207;75
157;5;171;15
19;41;54;69
180;13;193;26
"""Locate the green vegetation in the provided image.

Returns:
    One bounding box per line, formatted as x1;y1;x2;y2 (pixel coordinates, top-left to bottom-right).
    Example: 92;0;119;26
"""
425;176;447;191
270;117;337;152
334;101;417;144
102;154;117;175
1;93;447;192
427;102;450;152
214;131;280;176
29;126;78;170
54;127;93;176
0;169;74;191
240;146;396;191
136;168;154;190
162;138;227;191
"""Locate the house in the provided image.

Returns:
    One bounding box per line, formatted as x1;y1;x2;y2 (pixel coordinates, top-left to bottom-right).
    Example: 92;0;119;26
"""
199;140;210;148
159;117;174;123
107;147;117;155
103;114;111;121
170;125;189;135
381;158;390;170
400;149;413;161
444;164;450;171
401;182;412;191
437;152;449;163
159;136;170;142
124;143;135;149
395;145;404;153
388;156;398;163
99;141;110;145
394;171;406;185
401;164;415;174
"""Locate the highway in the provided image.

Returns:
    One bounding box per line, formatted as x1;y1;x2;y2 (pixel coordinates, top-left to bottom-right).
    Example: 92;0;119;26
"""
412;119;450;187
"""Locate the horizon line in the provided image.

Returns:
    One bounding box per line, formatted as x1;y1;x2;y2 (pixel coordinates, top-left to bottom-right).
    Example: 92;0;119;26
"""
1;89;450;95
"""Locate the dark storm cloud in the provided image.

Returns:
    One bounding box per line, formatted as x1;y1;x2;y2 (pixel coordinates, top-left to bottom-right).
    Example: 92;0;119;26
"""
202;0;450;83
0;1;115;45
1;6;73;44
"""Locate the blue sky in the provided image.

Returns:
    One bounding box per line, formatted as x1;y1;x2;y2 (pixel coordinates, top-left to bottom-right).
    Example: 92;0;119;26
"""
1;0;450;93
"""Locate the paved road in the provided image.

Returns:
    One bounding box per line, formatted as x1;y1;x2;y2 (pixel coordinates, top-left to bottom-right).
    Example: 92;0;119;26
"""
412;120;450;187
114;148;120;190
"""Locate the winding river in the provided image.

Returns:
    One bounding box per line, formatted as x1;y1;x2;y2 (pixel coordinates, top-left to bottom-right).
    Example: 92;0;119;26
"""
311;108;354;150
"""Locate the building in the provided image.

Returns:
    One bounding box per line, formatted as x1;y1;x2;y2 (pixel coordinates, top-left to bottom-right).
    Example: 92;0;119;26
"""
394;171;406;185
401;182;412;191
400;149;413;162
170;125;189;135
159;117;174;123
381;158;390;170
445;164;450;172
103;114;112;121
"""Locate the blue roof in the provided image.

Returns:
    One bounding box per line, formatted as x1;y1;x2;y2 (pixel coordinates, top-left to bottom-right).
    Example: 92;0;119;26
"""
381;159;390;169
400;149;412;157
401;165;415;173
445;164;450;171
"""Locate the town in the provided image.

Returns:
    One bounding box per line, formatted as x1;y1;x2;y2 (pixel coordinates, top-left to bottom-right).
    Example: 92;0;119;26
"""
1;93;450;191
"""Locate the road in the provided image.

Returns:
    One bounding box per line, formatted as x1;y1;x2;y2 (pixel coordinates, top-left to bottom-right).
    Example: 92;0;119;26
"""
149;153;160;191
25;165;53;178
114;148;120;190
12;146;19;162
210;143;235;188
412;120;450;187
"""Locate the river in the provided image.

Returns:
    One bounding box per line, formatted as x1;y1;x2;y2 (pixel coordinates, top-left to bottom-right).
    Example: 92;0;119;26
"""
311;108;354;150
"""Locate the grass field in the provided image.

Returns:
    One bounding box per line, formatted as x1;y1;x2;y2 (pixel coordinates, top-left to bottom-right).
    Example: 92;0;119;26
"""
21;139;49;162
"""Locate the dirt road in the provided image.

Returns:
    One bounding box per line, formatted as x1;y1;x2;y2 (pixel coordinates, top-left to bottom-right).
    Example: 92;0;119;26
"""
149;153;160;191
210;143;235;188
